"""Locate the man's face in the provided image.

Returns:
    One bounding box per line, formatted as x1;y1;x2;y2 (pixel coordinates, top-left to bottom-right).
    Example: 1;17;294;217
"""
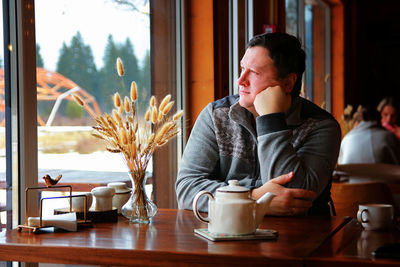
237;46;280;112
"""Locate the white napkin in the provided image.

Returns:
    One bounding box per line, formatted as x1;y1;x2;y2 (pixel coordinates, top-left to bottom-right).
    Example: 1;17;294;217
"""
28;212;77;232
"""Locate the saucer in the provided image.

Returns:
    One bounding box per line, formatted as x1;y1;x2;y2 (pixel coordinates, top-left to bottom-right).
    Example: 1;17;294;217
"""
194;228;278;241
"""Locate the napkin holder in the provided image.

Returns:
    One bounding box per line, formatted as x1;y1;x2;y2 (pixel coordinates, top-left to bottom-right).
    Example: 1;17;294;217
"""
17;185;92;233
54;207;118;223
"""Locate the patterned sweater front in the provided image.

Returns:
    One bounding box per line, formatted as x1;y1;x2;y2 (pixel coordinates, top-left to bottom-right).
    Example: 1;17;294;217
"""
176;95;341;215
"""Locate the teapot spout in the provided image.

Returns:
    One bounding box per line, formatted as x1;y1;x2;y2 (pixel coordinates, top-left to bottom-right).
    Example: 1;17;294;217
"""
255;192;276;226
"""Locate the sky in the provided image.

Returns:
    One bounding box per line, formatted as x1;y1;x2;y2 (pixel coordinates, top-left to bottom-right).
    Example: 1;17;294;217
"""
34;0;150;71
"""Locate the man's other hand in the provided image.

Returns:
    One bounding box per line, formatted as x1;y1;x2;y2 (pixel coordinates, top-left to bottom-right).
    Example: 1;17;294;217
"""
251;172;317;216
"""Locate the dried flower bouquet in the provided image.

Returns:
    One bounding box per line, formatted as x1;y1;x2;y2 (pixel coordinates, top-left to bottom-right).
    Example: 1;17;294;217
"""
340;104;362;137
73;57;183;223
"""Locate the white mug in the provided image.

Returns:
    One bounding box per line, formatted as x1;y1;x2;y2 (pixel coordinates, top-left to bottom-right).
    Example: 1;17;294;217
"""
357;204;394;230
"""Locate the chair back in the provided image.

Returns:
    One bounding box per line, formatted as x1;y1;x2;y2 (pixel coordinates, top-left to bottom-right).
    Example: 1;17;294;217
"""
334;163;400;183
331;182;396;217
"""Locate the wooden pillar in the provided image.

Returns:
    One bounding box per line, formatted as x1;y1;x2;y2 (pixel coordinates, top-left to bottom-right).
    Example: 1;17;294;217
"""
187;0;215;134
330;1;344;122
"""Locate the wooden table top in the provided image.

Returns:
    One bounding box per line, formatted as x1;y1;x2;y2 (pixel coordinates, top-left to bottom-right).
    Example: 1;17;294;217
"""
0;209;350;266
306;218;400;266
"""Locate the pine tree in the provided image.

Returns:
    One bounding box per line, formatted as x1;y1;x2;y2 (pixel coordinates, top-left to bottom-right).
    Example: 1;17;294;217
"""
138;50;151;114
56;42;73;75
56;31;98;118
120;38;149;112
36;44;45;68
99;35;126;111
120;38;140;90
57;32;97;94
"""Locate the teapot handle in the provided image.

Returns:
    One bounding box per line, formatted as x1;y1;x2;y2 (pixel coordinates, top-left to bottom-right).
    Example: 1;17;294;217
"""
192;191;214;223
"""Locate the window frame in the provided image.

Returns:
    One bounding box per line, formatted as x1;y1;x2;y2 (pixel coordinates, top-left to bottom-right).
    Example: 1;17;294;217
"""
4;0;38;228
151;0;185;208
4;0;184;227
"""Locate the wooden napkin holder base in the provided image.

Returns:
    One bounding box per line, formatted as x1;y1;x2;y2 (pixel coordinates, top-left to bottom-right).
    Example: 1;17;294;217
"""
55;208;118;223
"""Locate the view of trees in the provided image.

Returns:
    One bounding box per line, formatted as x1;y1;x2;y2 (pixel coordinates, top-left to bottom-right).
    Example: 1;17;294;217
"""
36;44;44;68
37;31;151;121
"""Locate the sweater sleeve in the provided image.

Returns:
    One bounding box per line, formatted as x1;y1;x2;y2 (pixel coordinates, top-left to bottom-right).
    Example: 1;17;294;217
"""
175;104;227;212
256;113;341;196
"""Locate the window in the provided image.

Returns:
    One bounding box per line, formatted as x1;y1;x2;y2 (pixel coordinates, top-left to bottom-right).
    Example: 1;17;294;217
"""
0;0;5;229
304;0;331;110
34;0;152;213
285;0;331;111
285;0;298;36
2;0;182;238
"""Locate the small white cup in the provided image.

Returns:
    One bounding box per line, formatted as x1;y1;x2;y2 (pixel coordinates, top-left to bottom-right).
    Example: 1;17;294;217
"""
357;204;394;230
91;186;115;211
69;192;93;212
107;182;131;213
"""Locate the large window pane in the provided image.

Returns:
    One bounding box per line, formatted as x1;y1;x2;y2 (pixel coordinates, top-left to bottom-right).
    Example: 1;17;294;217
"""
35;0;151;214
285;0;298;36
0;0;6;229
303;0;331;110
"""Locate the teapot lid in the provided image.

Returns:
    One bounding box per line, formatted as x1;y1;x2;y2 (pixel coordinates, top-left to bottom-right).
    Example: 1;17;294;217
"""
217;180;249;193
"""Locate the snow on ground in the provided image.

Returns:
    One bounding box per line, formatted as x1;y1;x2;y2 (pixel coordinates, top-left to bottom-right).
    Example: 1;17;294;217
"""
38;151;128;172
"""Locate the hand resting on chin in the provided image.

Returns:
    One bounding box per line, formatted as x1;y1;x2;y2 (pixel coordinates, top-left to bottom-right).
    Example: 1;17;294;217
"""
254;85;292;116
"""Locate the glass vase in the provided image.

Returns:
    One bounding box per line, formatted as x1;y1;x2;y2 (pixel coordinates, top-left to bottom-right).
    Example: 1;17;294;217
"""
121;172;157;224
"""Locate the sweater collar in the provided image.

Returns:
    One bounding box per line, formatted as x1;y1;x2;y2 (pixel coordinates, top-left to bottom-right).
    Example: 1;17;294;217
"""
229;101;257;137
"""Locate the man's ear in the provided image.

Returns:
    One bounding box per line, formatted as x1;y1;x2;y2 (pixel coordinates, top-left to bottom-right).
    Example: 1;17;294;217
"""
283;73;297;94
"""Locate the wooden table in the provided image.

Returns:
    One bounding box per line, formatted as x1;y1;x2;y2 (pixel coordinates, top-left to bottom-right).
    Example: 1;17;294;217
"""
306;218;400;266
0;209;350;266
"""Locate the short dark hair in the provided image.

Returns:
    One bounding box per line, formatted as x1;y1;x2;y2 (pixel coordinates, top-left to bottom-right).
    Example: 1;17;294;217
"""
357;105;380;122
247;32;306;96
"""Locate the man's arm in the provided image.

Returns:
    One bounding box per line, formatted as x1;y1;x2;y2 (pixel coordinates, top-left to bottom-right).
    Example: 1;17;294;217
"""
253;86;341;196
175;104;226;212
259;118;340;194
175;102;318;214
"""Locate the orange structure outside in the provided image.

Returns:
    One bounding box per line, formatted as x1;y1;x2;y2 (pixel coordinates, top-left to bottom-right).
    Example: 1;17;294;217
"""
0;67;101;126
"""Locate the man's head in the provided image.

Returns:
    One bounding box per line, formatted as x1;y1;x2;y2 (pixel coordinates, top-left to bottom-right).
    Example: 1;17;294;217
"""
355;105;380;124
237;32;305;113
247;32;305;97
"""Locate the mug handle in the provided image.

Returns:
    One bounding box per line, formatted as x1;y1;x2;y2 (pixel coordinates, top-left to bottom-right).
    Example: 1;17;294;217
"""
192;191;214;223
357;209;369;223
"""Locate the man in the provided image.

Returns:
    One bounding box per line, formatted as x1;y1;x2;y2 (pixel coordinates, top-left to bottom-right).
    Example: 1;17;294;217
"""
339;105;400;165
176;32;341;216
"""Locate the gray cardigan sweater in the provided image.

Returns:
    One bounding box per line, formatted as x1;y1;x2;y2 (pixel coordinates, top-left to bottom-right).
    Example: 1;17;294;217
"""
176;95;341;215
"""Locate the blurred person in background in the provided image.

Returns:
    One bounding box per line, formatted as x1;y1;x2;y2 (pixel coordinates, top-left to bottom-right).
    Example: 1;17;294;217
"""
377;97;400;139
339;105;400;165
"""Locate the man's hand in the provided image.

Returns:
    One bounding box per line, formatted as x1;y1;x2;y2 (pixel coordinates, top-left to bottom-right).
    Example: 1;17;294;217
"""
254;85;292;116
251;172;317;216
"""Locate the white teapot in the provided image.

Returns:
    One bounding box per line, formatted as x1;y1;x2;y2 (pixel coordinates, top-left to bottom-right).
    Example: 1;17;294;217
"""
193;180;275;235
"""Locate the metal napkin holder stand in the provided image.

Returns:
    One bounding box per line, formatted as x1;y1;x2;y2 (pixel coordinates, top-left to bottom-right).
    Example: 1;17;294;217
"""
17;185;92;233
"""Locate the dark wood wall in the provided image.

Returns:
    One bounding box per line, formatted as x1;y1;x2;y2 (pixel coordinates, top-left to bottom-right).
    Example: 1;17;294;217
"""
344;0;400;108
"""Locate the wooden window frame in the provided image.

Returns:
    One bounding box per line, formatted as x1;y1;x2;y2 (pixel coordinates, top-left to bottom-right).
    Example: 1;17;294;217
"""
6;0;184;220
